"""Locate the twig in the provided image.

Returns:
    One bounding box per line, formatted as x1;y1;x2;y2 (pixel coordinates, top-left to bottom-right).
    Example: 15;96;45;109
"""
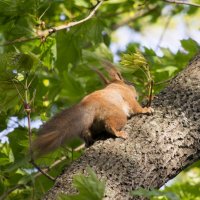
0;37;38;46
11;76;55;181
12;80;25;103
147;80;154;107
0;143;85;199
27;74;36;89
25;100;55;181
24;76;55;181
1;0;104;46
26;106;33;157
34;156;66;179
37;0;104;38
30;159;55;181
155;15;172;52
39;3;51;21
0;184;24;200
154;78;171;85
34;144;85;179
112;5;158;30
163;0;200;7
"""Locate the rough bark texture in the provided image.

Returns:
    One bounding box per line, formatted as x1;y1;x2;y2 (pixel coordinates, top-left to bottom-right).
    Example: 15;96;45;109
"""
43;53;200;200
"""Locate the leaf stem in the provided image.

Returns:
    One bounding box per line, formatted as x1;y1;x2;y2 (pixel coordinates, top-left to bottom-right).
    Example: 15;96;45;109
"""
12;75;55;181
147;80;154;107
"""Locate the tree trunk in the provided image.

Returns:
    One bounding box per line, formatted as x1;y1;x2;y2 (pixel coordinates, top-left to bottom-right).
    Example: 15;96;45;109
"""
43;53;200;200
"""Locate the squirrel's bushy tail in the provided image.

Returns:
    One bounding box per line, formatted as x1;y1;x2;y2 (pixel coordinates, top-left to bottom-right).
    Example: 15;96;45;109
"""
33;103;94;156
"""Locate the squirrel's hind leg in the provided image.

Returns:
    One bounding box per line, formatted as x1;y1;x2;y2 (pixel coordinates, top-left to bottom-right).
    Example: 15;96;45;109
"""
104;113;128;139
81;130;94;147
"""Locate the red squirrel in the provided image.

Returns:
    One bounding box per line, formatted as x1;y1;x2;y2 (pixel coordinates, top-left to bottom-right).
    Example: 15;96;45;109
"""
33;66;153;155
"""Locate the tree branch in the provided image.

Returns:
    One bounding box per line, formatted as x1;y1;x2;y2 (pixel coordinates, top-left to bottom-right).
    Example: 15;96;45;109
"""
34;144;85;179
0;37;39;46
0;185;24;200
11;76;55;181
163;0;200;7
0;0;104;46
112;5;158;30
37;0;104;39
155;15;172;52
0;144;85;200
42;53;200;199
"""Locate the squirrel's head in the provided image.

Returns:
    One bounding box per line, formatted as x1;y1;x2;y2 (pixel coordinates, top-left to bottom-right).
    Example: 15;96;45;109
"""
102;60;139;101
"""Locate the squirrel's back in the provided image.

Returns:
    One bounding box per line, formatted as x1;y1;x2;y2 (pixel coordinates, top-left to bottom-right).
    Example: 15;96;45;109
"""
33;77;152;156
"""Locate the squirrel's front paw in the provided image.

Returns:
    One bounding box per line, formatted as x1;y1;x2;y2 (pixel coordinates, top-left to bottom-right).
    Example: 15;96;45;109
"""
116;131;129;139
143;107;154;114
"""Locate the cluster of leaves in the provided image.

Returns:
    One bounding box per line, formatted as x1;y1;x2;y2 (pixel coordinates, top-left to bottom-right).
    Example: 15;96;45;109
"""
0;0;200;199
118;38;200;103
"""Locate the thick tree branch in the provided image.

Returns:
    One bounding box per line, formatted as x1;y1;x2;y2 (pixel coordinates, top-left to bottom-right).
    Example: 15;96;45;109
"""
42;52;200;199
163;0;200;7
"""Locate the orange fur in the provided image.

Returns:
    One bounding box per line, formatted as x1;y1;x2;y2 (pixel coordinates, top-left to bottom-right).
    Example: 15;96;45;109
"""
33;69;153;156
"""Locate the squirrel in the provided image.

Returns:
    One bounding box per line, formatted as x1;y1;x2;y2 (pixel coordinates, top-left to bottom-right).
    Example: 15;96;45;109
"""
33;65;153;156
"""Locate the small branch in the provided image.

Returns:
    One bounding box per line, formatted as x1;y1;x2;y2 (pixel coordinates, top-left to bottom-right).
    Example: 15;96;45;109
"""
112;5;158;30
154;78;171;85
11;76;55;181
25;101;55;181
155;15;172;52
30;160;55;181
34;144;85;179
0;143;85;199
0;185;24;200
34;156;66;179
0;37;38;46
1;0;104;46
26;108;33;157
147;80;154;107
36;0;104;39
12;80;25;103
163;0;200;7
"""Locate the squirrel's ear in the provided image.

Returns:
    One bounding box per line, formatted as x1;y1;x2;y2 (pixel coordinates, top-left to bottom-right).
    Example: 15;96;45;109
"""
101;60;124;82
108;67;123;81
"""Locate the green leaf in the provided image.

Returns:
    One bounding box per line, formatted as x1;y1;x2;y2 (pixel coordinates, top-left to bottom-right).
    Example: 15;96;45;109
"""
60;71;85;102
181;39;199;53
7;127;28;162
156;66;178;76
58;167;105;200
56;30;82;69
39;38;57;69
120;50;152;82
121;51;148;72
131;188;180;200
120;50;149;73
82;43;113;64
0;156;10;166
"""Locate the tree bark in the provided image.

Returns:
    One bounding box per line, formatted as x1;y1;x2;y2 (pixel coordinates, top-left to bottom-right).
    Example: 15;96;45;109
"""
43;52;200;200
